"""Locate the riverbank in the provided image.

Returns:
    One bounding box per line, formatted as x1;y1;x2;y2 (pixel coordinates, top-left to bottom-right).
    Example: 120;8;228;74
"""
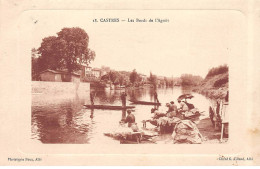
191;71;228;99
197;117;228;143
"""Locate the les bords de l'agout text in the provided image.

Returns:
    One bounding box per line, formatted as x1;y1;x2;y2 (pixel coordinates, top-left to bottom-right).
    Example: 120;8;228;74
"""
93;18;169;23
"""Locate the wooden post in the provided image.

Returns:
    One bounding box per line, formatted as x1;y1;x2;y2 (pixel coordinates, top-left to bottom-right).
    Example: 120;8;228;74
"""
220;123;224;143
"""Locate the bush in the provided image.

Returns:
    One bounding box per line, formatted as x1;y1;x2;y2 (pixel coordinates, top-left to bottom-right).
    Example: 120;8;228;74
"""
206;65;228;78
90;81;106;88
213;76;228;87
180;74;203;86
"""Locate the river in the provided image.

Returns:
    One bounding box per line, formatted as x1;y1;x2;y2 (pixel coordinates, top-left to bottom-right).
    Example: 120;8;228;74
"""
31;86;214;144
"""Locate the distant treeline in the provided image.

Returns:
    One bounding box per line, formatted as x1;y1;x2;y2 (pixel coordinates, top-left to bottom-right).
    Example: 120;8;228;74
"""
180;64;228;87
180;74;203;86
205;64;228;79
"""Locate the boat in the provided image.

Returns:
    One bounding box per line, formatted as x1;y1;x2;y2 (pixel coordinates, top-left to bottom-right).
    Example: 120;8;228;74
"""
84;105;135;110
129;100;161;106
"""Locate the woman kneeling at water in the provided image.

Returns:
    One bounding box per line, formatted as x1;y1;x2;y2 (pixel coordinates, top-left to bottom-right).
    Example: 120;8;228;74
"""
122;110;138;132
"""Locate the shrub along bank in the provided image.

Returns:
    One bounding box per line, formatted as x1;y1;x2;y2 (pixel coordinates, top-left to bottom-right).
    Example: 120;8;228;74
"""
192;65;229;99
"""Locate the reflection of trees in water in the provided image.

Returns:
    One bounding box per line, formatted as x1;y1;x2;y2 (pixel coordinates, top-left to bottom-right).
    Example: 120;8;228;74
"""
129;90;136;100
31;95;92;143
92;88;153;104
127;88;146;101
149;88;156;102
121;109;126;121
32;110;66;143
90;109;94;119
94;90;119;104
181;86;193;94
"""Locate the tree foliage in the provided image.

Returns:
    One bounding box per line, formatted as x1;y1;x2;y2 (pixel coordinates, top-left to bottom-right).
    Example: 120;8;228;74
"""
206;64;228;79
129;69;140;84
36;27;95;74
148;72;157;87
31;48;40;80
180;74;203;86
101;71;119;85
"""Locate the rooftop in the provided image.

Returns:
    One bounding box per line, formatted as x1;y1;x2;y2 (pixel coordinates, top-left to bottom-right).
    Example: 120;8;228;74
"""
39;69;80;76
92;68;101;71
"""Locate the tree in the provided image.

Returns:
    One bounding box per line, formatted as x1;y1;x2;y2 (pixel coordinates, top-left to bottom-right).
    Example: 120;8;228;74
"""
37;27;95;74
37;36;61;71
31;48;40;80
206;65;228;79
180;74;203;86
119;76;125;86
148;72;157;87
164;77;169;87
129;69;139;85
101;71;118;85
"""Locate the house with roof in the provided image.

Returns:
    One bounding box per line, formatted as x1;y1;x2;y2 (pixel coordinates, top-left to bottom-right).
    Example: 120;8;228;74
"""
81;66;92;77
92;68;101;78
139;74;148;83
39;69;80;83
81;64;104;79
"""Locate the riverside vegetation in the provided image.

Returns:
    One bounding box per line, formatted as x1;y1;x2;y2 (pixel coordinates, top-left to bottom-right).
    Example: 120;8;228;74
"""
192;65;229;99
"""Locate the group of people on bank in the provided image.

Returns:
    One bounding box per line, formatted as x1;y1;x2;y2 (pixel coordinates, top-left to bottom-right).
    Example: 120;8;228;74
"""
164;99;195;119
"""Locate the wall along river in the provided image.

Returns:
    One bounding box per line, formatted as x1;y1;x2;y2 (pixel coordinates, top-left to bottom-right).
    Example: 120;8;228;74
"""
31;86;213;144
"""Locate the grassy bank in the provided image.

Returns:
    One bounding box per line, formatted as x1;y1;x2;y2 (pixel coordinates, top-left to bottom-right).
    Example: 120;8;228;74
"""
192;65;229;99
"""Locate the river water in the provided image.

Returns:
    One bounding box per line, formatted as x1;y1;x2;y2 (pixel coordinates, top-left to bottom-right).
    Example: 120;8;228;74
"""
31;86;213;144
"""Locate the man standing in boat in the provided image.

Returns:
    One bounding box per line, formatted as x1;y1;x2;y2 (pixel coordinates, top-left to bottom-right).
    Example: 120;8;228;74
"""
121;92;127;107
90;91;96;105
154;91;159;103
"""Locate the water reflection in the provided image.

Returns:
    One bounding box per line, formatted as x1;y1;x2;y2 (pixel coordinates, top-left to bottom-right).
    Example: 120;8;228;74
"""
90;109;94;119
31;86;213;144
121;109;126;121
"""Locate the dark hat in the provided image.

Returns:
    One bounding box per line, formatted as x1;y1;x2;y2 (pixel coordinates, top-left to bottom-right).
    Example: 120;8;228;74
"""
170;101;174;104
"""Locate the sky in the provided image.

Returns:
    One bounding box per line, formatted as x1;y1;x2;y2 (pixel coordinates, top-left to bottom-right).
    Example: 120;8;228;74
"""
22;10;243;78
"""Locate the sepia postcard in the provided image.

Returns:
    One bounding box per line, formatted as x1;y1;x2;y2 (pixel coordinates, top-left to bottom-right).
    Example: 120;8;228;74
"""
0;0;260;166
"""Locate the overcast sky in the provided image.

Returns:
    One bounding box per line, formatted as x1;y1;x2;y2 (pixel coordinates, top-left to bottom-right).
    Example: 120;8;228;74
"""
23;10;243;78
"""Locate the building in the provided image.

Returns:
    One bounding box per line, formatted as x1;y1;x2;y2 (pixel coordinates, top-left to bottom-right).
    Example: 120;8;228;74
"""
139;74;148;83
39;69;80;83
81;64;105;79
84;66;92;77
157;76;166;87
92;68;101;78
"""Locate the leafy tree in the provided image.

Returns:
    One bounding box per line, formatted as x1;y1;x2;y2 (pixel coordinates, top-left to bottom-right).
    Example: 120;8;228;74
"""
31;48;40;80
36;27;95;74
129;69;139;85
148;72;157;87
180;74;203;86
119;76;125;86
37;36;61;71
164;77;169;87
206;65;228;79
101;71;119;85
